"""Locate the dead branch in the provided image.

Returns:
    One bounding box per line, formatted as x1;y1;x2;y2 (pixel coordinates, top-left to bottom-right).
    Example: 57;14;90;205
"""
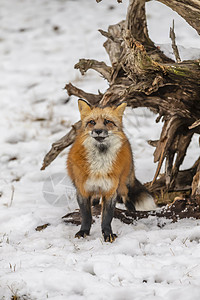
189;119;200;130
64;83;102;105
125;0;154;46
147;158;200;194
74;59;112;82
41;121;81;170
169;20;181;63
192;158;200;197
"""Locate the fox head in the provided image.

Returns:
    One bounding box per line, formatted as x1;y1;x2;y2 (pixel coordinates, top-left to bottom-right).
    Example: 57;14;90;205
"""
78;99;126;151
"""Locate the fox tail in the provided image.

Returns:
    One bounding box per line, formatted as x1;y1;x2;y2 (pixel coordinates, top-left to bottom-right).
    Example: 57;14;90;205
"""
125;178;156;211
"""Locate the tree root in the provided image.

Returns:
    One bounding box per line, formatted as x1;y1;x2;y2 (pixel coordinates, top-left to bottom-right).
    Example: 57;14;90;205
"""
61;197;200;226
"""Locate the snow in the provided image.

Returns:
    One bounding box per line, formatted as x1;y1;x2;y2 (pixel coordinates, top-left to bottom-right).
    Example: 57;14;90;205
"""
0;0;200;299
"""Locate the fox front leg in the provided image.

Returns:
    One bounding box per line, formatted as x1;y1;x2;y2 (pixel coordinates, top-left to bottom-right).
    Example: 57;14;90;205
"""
101;195;117;243
75;193;92;239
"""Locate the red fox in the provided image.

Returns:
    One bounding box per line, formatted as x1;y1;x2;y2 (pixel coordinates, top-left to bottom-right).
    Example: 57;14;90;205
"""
67;100;156;242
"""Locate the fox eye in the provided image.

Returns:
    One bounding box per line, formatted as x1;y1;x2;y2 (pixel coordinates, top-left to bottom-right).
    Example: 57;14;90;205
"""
104;119;116;126
87;120;96;126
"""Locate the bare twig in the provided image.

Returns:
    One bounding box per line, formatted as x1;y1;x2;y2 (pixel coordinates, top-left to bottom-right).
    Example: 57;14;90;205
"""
74;59;112;82
170;20;181;63
64;83;102;105
192;157;200;196
10;185;15;207
189;119;200;130
148;140;158;147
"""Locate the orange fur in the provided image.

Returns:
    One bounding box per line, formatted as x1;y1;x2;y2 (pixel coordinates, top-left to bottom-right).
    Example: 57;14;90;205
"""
66;100;155;241
67;102;133;201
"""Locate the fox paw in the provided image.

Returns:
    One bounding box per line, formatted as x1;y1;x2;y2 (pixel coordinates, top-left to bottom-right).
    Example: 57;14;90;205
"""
75;230;89;239
103;232;117;243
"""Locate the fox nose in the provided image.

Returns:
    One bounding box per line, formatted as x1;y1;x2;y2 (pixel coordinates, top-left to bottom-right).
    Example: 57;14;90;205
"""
94;129;103;135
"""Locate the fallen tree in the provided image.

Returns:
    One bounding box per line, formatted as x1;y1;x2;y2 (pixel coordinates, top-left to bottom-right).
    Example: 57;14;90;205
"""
41;0;200;202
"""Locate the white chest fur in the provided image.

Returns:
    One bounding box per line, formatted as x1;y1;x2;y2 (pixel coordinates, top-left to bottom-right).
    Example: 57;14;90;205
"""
85;177;113;193
83;134;122;193
83;134;122;175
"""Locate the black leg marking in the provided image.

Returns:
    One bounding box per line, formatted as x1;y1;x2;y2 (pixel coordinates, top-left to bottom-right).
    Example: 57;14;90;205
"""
75;194;92;239
116;194;123;204
101;195;117;243
92;198;100;206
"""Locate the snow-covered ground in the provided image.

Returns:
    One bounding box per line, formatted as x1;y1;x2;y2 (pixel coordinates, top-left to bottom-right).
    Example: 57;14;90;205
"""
1;0;200;299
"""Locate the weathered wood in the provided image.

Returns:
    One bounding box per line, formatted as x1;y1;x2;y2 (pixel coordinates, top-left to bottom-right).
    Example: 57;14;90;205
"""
147;158;200;194
74;59;112;82
64;83;101;105
192;158;200;197
169;20;181;63
125;0;153;46
41;121;81;170
152;117;194;188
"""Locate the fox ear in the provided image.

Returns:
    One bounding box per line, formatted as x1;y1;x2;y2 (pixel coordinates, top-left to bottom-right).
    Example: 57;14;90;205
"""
78;99;91;119
115;103;127;118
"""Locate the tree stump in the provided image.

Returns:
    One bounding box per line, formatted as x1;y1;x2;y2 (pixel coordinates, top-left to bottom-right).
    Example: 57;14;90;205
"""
41;0;200;203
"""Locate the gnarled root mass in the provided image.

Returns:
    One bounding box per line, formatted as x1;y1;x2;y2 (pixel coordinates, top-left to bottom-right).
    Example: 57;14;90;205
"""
41;0;200;202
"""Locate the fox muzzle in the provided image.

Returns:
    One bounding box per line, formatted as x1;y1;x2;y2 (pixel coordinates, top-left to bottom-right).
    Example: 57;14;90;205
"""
91;129;108;142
